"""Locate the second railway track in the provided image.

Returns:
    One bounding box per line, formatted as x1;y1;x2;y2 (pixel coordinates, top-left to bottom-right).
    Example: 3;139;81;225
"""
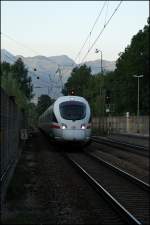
63;150;150;225
91;136;149;157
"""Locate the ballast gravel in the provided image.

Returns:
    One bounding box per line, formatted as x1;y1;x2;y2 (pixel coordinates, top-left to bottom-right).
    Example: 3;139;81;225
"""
2;131;125;225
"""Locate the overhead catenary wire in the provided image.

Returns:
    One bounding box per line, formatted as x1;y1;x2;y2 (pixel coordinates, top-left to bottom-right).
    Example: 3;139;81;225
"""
104;1;109;27
2;53;63;89
2;1;121;93
2;53;47;83
1;32;69;83
1;32;61;67
1;53;54;89
1;32;65;97
1;52;17;64
74;1;108;65
1;31;75;81
80;1;123;64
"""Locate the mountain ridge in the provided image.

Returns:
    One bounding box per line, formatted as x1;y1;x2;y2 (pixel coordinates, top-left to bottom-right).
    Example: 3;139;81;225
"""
1;49;116;99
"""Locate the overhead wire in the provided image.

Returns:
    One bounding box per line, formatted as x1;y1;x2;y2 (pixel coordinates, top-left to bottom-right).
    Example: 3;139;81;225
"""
1;53;50;85
1;32;73;91
1;32;65;97
104;1;109;27
74;1;107;65
1;53;17;64
1;31;74;81
2;1;121;96
1;32;61;67
80;1;123;64
1;53;54;90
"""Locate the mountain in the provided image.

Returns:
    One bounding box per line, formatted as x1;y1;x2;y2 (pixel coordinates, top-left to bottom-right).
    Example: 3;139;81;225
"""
1;49;116;100
84;59;116;74
47;55;75;66
1;49;16;63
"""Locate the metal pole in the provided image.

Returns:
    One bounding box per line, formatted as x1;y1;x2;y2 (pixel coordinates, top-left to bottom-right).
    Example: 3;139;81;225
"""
137;76;140;133
133;74;144;133
100;51;105;134
95;49;104;135
95;49;102;74
100;50;102;133
100;50;103;134
100;51;103;74
137;76;139;118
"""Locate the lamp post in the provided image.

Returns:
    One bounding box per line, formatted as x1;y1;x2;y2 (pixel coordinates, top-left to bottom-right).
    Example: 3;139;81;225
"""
133;74;144;133
95;49;103;74
95;49;105;134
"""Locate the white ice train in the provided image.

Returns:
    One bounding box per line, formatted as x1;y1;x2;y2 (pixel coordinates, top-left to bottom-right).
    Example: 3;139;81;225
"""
38;95;91;145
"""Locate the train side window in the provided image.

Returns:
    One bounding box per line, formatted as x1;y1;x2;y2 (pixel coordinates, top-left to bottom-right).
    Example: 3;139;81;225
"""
52;112;58;122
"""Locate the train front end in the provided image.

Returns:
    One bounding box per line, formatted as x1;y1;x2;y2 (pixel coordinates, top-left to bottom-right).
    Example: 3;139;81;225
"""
54;96;91;144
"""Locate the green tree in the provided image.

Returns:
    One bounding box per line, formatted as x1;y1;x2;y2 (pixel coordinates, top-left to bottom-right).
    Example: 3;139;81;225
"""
0;61;11;78
37;95;53;116
62;64;91;97
104;18;149;115
1;61;29;110
27;102;38;127
11;58;33;100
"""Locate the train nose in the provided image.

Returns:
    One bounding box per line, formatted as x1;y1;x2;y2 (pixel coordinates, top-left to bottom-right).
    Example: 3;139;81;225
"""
62;129;86;141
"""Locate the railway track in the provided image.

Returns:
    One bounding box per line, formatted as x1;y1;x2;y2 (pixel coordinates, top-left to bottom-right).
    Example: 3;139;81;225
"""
63;151;150;225
86;151;150;191
91;136;149;157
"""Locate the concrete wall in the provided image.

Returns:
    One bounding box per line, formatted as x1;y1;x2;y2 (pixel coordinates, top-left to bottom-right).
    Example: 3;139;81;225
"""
92;115;149;135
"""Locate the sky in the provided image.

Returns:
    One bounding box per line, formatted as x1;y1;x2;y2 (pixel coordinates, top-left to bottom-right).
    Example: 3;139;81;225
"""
1;1;149;63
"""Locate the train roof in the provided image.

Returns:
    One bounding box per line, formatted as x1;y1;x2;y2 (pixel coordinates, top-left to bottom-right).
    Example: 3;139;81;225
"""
39;95;89;119
54;95;88;103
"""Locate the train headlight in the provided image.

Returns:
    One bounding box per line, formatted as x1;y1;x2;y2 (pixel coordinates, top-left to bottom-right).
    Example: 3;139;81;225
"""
81;124;86;129
61;124;67;129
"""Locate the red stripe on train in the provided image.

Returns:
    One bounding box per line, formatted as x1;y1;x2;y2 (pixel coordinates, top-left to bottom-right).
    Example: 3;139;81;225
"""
50;124;60;129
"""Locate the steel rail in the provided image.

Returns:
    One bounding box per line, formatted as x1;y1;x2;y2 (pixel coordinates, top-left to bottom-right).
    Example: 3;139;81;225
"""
91;137;149;157
85;151;150;191
92;136;148;150
64;153;142;225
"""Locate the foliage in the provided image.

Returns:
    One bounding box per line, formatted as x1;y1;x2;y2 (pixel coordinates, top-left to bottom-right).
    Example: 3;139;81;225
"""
111;18;149;114
1;58;33;101
62;64;108;116
61;18;149;116
1;59;36;126
1;73;27;109
27;102;39;127
11;58;33;100
1;66;28;110
62;64;91;97
37;94;54;116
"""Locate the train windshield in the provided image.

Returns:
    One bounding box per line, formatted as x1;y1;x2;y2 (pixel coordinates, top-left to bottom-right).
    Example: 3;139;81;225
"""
59;101;86;121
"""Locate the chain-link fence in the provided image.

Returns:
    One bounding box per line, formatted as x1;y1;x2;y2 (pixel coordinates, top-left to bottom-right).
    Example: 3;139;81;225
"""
0;87;26;205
